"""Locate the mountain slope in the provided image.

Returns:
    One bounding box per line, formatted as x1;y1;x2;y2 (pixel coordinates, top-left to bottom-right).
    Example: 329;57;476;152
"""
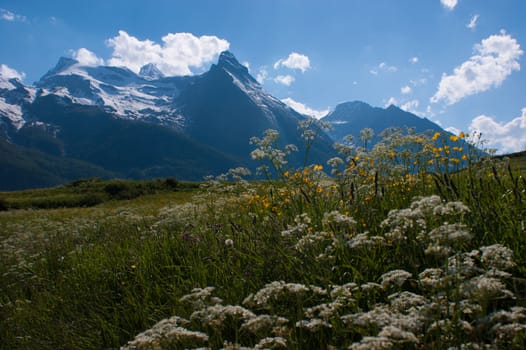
179;51;335;165
322;101;445;145
0;138;114;191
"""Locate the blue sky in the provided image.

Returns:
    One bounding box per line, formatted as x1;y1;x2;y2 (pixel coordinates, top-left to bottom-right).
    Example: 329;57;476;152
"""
1;0;525;153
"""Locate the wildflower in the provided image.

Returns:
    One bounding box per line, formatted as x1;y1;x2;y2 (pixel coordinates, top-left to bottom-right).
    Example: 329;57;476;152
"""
304;301;345;320
221;341;252;350
448;251;481;278
180;287;222;310
424;244;453;259
428;223;472;245
313;164;324;171
224;239;234;247
254;337;287;349
432;132;441;141
388;291;427;313
190;304;255;328
240;314;289;335
380;269;412;290
348;336;393;350
121;316;208;350
243;281;326;310
463;274;514;300
347;233;386;250
250;149;266;160
327;157;344;168
450;135;459;142
418;268;446;290
480;244;515;271
378;325;419;344
330;282;358;300
296;318;332;332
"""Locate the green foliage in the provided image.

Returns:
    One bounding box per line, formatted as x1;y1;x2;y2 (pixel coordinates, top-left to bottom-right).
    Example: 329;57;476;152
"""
0;177;194;210
0;127;525;349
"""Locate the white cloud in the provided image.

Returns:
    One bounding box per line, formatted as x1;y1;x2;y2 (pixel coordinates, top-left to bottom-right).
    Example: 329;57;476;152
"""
431;32;523;105
274;75;295;86
401;85;412;94
281;98;329;119
385;97;398;107
379;62;397;72
0;64;25;80
72;48;105;66
256;68;269;84
274;52;311;73
468;108;526;154
467;14;479;30
0;8;26;22
445;126;461;135
106;30;230;76
370;62;397;75
410;78;427;86
410;56;419;64
401;99;420;114
441;0;458;10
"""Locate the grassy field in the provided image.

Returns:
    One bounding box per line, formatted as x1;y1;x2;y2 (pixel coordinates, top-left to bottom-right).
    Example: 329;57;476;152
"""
1;129;525;349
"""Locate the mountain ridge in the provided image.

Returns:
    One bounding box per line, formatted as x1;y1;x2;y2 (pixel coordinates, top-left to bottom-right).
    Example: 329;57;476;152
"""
1;51;454;190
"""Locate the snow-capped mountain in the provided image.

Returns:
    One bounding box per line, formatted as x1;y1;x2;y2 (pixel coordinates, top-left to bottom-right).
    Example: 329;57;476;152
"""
34;57;189;127
0;75;36;131
0;51;335;190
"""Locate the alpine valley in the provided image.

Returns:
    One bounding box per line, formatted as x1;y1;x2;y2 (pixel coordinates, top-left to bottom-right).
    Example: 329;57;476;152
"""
1;51;450;190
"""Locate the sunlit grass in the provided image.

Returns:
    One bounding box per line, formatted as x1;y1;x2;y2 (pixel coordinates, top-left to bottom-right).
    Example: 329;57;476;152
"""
0;125;525;349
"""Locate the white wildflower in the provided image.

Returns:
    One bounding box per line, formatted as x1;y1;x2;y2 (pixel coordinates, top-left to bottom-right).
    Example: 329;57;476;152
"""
348;336;393;350
224;238;234;247
424;244;453;259
380;269;412;289
433;201;470;216
330;282;358;300
254;336;288;349
180;287;222;310
359;282;382;293
304;301;345;320
190;305;255;328
418;268;446;289
447;251;482;277
480;244;515;271
378;325;419;344
347;233;386;249
243;281;325;310
388;291;427;313
294;231;334;252
490;306;526;324
296;318;332;332
323;210;357;226
491;322;526;344
121;316;208;350
221;341;252;350
428;223;472;245
250;149;266;160
240;314;288;335
462;274;514;300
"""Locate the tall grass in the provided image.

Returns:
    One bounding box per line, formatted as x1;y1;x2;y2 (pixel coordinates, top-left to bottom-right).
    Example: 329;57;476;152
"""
0;125;525;349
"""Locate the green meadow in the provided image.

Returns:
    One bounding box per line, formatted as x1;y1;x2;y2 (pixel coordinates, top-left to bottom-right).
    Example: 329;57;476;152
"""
1;128;525;349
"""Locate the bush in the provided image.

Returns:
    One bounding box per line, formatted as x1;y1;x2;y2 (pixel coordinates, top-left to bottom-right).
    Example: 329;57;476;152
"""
0;197;8;211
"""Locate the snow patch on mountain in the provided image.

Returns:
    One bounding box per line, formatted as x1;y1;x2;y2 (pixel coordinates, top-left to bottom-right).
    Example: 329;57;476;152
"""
36;58;185;127
0;97;25;129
